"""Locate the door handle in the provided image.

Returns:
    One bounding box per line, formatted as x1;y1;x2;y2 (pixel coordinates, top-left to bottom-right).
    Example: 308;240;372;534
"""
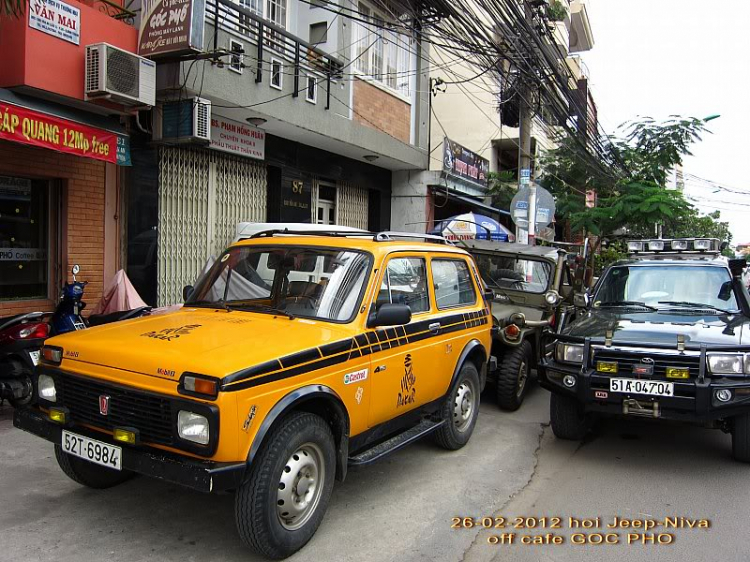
428;322;441;334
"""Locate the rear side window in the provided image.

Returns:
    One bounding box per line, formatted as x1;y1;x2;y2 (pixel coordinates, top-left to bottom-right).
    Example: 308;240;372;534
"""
432;259;477;309
378;257;430;314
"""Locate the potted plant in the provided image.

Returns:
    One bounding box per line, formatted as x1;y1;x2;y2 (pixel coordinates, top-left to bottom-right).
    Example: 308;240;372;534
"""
546;0;568;22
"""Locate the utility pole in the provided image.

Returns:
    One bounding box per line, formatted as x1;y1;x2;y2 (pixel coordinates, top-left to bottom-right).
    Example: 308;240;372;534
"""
518;0;535;245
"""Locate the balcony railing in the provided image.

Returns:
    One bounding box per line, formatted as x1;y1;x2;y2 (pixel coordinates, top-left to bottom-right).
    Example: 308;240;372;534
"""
206;0;344;109
93;0;137;25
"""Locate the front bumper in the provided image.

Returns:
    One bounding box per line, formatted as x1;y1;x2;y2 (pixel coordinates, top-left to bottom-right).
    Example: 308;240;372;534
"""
540;359;750;422
14;408;246;493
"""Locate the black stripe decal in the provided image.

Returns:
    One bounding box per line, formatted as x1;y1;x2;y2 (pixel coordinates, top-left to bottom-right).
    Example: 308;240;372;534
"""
221;312;491;391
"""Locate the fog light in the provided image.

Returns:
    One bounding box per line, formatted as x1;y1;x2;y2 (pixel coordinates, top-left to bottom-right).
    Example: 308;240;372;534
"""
48;408;66;424
648;240;664;251
716;389;733;403
113;428;137;444
671;240;688;251
38;374;56;402
563;375;577;388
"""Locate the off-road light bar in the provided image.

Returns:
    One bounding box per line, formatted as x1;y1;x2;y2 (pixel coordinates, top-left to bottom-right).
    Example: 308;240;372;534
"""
626;238;720;255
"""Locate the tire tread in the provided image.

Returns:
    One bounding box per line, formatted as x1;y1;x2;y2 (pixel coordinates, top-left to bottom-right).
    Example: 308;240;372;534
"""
496;341;532;411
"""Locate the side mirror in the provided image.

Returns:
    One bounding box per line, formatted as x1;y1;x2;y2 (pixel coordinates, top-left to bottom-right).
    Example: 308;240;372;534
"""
72;264;80;275
183;285;194;302
368;303;411;328
483;287;496;301
573;292;590;308
718;281;732;302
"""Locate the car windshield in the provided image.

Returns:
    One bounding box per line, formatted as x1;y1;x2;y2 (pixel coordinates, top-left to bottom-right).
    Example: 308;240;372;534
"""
473;253;552;294
187;245;372;322
594;265;740;312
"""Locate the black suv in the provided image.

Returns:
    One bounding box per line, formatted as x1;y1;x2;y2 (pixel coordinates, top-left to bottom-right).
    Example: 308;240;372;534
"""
540;238;750;461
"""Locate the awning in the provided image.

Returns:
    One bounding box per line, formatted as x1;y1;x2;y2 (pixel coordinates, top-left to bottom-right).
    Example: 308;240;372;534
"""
432;186;511;217
0;88;130;165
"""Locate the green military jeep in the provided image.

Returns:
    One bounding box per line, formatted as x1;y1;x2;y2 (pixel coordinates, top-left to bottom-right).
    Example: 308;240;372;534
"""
465;241;578;410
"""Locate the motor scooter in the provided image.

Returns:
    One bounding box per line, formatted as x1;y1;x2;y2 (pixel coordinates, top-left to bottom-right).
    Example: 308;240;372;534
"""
49;264;87;336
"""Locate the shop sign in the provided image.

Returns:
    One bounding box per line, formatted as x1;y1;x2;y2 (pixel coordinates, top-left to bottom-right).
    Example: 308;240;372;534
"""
28;0;80;45
210;116;265;160
0;248;47;262
0;102;119;164
442;138;489;187
139;0;206;58
0;176;32;197
117;135;132;166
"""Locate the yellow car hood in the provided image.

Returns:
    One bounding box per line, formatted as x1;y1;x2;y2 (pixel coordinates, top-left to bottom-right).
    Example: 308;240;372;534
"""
50;307;355;382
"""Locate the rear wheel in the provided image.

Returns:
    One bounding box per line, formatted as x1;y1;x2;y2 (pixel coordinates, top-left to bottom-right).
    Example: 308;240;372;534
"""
54;445;134;489
434;362;481;450
235;412;336;559
732;413;750;462
496;341;532;411
550;392;590;440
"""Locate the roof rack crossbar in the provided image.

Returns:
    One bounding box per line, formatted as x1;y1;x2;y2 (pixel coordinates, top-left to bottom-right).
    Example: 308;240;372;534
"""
249;229;373;239
373;231;452;244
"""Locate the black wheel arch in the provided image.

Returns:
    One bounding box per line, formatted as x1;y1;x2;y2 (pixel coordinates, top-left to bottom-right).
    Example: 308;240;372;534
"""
246;384;351;484
452;339;488;391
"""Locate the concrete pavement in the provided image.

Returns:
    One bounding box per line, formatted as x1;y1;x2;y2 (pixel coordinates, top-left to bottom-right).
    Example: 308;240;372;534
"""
1;383;747;562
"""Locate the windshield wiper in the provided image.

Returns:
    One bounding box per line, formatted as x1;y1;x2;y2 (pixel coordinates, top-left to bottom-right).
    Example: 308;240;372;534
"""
598;301;657;311
228;302;295;320
190;299;231;312
657;301;736;314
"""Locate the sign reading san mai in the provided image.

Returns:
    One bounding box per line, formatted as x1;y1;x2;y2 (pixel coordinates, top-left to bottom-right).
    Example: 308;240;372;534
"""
29;0;80;45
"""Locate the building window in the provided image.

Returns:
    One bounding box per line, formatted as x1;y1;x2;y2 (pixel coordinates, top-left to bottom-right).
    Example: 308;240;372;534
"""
306;75;317;103
233;0;286;46
238;0;261;33
270;58;283;89
0;176;51;302
229;39;244;73
353;1;413;97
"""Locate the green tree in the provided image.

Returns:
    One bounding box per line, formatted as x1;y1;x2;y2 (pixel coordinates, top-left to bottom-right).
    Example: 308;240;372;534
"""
3;0;24;17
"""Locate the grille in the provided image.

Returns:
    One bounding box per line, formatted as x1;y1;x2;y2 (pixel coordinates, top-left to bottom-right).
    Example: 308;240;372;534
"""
54;374;174;446
594;349;701;379
106;46;140;98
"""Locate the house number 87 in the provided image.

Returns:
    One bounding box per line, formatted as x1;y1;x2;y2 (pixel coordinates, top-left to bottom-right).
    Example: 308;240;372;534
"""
291;181;304;194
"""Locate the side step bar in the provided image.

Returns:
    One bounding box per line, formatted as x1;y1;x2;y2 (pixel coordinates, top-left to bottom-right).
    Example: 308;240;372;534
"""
348;419;446;466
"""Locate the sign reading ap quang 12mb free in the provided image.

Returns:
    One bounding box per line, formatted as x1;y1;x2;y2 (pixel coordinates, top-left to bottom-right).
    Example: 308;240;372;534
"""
138;0;206;58
0;102;118;163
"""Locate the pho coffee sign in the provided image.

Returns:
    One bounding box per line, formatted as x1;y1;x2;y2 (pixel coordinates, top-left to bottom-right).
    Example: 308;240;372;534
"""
139;0;205;58
443;138;489;187
29;0;80;45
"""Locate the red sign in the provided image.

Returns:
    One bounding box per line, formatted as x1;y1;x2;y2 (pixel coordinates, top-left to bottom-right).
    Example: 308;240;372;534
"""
0;102;117;163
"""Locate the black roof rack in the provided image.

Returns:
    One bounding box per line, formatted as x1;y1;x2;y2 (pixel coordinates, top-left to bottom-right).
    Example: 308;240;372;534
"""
248;229;452;245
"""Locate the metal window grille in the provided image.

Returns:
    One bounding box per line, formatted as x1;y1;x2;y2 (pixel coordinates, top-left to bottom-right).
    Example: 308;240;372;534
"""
336;182;369;229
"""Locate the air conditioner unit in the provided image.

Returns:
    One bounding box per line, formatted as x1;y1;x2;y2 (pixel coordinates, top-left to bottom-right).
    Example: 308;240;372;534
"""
153;98;212;143
85;43;156;107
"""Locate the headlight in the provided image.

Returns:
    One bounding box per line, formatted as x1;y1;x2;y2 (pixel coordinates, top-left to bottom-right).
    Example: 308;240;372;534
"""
708;353;747;375
555;343;584;364
177;410;209;445
38;374;56;402
544;290;560;306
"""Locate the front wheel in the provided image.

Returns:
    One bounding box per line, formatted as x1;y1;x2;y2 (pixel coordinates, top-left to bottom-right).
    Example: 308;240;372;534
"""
732;413;750;462
496;341;532;411
235;412;336;559
550;392;590;440
434;362;481;450
54;445;134;489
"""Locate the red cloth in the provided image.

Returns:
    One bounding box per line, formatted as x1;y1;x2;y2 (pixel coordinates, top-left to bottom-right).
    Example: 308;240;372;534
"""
90;270;148;315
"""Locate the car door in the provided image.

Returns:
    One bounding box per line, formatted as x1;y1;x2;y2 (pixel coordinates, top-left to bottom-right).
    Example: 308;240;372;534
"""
366;253;440;428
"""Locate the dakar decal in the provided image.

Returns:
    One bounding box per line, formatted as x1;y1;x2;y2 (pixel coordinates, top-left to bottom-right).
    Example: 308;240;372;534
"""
397;353;417;408
242;405;257;432
344;368;368;385
355;387;364;405
141;324;202;342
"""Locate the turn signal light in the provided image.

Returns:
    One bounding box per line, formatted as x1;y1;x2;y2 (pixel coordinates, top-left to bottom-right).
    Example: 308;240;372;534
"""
113;428;137;444
504;324;521;340
180;374;219;399
42;346;63;365
48;408;66;424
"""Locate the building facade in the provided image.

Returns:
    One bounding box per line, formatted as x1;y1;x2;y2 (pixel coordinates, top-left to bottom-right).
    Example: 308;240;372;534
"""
128;0;431;305
0;0;138;316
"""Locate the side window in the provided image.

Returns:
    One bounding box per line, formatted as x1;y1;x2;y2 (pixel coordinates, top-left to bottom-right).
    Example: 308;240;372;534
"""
432;259;477;309
378;257;430;314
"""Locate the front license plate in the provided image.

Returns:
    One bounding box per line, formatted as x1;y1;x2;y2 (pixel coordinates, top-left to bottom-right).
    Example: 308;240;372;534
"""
62;430;122;470
610;378;674;397
29;350;40;366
